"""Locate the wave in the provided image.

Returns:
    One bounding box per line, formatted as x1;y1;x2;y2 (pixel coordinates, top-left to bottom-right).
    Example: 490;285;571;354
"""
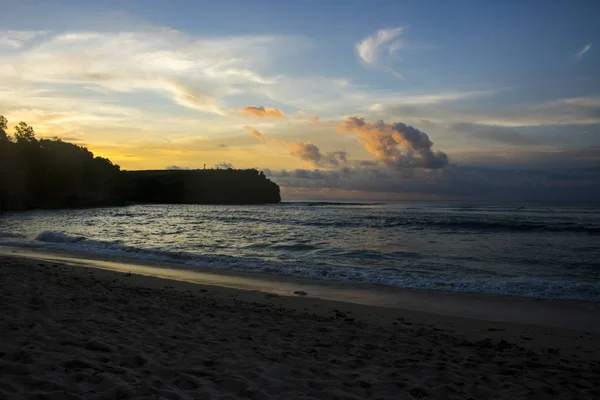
306;202;380;207
385;219;600;234
270;243;317;251
2;230;598;302
294;217;600;234
281;202;380;207
0;230;26;239
111;212;141;217
442;205;600;215
102;203;599;235
36;231;87;243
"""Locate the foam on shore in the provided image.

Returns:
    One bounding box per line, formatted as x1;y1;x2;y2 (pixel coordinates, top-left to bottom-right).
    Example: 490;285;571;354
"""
2;245;600;333
1;229;599;302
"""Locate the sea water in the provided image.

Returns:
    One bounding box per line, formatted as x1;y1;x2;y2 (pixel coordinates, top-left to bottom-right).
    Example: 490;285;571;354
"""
1;201;599;301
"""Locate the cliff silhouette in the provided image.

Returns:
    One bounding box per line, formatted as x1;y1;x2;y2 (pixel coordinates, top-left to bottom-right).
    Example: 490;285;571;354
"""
0;116;280;210
119;169;281;205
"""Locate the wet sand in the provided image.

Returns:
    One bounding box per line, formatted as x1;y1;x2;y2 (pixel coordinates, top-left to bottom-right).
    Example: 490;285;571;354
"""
1;252;599;399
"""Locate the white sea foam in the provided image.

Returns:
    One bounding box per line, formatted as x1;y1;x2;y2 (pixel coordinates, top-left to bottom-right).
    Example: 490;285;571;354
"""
2;229;598;302
0;230;26;239
35;231;86;243
2;202;599;302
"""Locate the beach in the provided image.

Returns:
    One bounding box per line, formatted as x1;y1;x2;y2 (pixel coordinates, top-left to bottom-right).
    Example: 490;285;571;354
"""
2;1;599;399
3;202;599;303
1;251;599;399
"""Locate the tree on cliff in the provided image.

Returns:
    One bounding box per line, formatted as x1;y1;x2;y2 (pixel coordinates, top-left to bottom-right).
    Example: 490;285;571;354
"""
13;122;37;144
0;116;121;210
0;115;281;210
0;115;8;142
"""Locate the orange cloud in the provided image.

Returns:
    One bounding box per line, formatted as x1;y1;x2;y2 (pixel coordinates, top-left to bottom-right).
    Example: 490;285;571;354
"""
337;117;448;169
273;139;322;162
240;106;286;119
245;125;346;167
244;125;265;141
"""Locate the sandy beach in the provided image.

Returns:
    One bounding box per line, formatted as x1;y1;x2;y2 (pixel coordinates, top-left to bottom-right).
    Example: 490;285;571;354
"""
1;252;599;399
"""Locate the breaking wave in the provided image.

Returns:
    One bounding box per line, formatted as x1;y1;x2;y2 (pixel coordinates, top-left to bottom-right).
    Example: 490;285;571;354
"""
0;229;594;301
1;201;599;302
36;231;87;243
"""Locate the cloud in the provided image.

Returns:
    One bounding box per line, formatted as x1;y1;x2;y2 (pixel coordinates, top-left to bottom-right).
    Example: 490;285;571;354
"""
245;125;347;167
251;116;450;171
264;164;600;202
0;28;490;125
453;147;600;169
215;162;233;169
310;115;320;125
259;73;498;118
576;43;591;60
240;106;286;119
166;165;189;170
146;79;222;115
280;141;347;167
265;167;450;197
372;95;600;127
0;30;47;49
282;141;323;162
379;90;497;105
356;26;408;78
244;125;265;141
0;86;142;133
449;123;540;145
337;117;449;169
0;29;298;116
247;116;451;171
39;135;83;142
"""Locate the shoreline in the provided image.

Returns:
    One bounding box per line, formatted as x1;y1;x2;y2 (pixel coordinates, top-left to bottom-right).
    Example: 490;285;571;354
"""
3;201;599;305
1;252;599;399
2;245;600;333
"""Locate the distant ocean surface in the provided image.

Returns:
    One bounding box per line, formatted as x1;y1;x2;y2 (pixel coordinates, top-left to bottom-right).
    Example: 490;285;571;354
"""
1;202;600;301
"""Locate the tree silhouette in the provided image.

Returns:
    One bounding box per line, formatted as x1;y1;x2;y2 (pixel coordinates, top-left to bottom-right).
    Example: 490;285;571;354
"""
0;116;121;209
0;115;8;142
0;115;281;210
13;121;37;144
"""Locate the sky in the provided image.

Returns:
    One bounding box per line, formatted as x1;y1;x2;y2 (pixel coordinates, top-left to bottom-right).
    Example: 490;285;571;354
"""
1;0;599;201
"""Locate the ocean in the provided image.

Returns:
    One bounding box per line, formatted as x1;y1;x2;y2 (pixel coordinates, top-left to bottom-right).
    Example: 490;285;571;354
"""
1;201;599;301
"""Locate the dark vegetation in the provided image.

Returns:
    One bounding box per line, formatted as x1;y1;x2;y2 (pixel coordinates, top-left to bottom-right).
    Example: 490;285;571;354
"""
0;116;281;210
120;169;280;205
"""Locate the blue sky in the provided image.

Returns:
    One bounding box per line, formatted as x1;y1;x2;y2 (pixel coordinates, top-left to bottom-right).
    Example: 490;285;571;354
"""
1;0;599;200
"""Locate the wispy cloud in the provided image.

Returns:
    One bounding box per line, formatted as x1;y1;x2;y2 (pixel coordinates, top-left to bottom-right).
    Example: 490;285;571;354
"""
576;43;591;60
372;95;600;127
240;106;286;118
369;89;498;107
356;26;409;79
0;29;298;116
0;81;251;148
0;27;492;125
0;86;140;126
261;75;496;117
448;123;541;146
0;30;47;49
